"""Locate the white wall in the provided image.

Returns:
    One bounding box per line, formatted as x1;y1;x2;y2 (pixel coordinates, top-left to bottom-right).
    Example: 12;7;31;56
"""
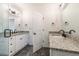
22;4;62;47
62;3;79;38
42;4;62;47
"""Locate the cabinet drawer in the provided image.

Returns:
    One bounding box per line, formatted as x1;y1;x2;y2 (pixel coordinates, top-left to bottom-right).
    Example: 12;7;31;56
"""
15;35;24;52
9;49;15;56
9;37;15;43
9;42;15;47
9;37;16;56
9;45;16;56
9;41;16;55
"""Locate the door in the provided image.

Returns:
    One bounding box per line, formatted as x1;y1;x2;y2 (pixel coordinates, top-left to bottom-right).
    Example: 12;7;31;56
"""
32;12;43;53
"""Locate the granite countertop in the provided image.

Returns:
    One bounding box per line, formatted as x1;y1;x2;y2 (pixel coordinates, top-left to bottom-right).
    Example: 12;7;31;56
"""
0;31;29;37
49;31;79;52
11;31;29;36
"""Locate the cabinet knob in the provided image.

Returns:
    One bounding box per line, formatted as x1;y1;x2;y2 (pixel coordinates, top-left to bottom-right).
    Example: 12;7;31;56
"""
10;51;12;53
10;43;12;45
33;33;36;35
20;38;22;40
51;22;54;25
25;24;27;26
18;24;20;26
10;38;12;40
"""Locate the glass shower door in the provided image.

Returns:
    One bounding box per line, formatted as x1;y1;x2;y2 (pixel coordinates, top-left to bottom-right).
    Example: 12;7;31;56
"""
0;4;10;56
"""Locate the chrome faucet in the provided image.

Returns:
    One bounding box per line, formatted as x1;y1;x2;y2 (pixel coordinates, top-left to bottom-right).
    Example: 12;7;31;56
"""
59;30;67;37
58;29;76;38
59;30;65;34
69;29;76;34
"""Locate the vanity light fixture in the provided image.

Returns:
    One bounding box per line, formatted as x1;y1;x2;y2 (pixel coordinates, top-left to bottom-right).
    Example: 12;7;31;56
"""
59;3;68;10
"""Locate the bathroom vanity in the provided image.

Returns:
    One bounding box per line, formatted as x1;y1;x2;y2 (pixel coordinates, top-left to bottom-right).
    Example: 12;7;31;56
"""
0;31;29;56
49;31;79;56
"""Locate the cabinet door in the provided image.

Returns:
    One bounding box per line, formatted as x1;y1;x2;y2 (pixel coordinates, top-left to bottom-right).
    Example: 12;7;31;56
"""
9;36;16;56
9;44;16;56
16;35;25;52
15;10;22;31
15;18;22;31
22;13;30;31
23;34;29;46
22;22;29;31
32;12;43;53
20;35;25;48
16;35;21;52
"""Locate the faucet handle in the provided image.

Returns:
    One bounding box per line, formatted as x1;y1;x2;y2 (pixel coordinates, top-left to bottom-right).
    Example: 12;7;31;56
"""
58;30;65;34
69;29;76;34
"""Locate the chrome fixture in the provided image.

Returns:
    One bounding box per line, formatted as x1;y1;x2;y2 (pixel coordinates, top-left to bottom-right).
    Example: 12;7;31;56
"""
69;29;76;34
59;29;76;38
58;30;67;37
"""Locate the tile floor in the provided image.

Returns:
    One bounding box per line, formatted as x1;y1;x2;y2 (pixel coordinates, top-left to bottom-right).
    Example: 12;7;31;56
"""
14;45;79;56
14;45;50;56
14;45;33;56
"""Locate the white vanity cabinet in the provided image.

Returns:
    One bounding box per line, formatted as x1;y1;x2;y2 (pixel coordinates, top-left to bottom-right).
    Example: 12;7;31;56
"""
16;35;23;52
23;34;29;45
9;36;16;56
21;34;29;47
15;34;28;53
0;33;29;56
22;18;30;31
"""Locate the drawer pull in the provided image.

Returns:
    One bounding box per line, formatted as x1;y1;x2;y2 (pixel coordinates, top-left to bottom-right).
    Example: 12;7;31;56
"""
33;33;36;35
10;38;12;40
10;51;12;53
20;38;22;40
10;43;12;45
